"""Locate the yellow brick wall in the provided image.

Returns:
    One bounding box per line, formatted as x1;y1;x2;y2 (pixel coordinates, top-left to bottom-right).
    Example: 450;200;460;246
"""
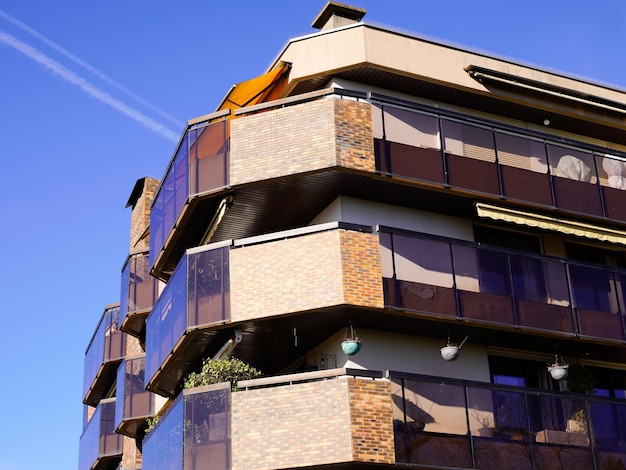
230;230;344;322
230;98;375;185
230;230;384;322
231;377;394;470
348;378;395;464
341;231;384;308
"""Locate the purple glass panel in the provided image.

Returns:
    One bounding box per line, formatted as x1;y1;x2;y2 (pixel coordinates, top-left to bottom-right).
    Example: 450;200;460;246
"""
103;307;125;362
393;379;471;468
548;144;602;216
142;395;184;470
373;138;388;172
149;134;189;268
569;265;626;341
590;401;626;465
131;253;158;312
387;142;444;183
598;154;626;222
146;256;188;384
78;399;123;470
83;306;125;400
501;166;552;205
497;133;552;206
115;357;154;436
389;234;457;316
183;387;231;470
453;245;514;324
143;386;231;470
510;254;574;333
189;120;229;195
187;247;230;327
443;120;499;194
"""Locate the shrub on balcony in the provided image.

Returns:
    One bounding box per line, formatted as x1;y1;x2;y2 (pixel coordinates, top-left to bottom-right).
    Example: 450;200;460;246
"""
183;356;262;391
144;357;261;436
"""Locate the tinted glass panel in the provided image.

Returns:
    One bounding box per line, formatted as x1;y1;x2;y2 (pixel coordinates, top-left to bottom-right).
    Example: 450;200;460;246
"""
188;247;230;327
548;144;602;216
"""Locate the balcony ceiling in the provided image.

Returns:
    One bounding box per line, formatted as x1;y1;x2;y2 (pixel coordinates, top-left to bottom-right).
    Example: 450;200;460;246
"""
156;170;480;277
149;302;626;398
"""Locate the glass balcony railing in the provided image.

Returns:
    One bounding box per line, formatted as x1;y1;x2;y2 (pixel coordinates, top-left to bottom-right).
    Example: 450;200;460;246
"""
83;305;126;404
391;372;626;470
372;102;626;222
78;398;122;470
150;118;229;267
146;245;230;385
380;229;626;342
143;384;231;470
120;252;159;337
115;356;157;438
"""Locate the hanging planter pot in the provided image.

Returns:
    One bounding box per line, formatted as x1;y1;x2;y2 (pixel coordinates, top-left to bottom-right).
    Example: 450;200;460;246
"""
440;335;468;361
341;323;361;356
548;354;569;381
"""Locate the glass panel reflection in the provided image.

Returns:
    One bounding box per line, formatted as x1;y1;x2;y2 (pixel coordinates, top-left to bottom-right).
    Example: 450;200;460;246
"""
381;230;626;341
143;385;231;470
392;375;623;469
146;246;231;385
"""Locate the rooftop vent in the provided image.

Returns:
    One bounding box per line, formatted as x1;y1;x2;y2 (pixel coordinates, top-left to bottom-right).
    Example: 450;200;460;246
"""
312;1;366;31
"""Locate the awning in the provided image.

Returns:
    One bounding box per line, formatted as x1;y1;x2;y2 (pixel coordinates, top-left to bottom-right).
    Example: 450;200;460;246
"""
217;64;290;113
475;202;626;246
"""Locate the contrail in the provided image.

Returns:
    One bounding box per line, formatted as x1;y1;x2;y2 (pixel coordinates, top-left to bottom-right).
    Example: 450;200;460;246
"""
0;30;179;143
0;9;185;128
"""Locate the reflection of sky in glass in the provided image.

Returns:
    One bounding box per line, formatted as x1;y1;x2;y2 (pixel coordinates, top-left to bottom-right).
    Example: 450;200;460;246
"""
493;375;526;387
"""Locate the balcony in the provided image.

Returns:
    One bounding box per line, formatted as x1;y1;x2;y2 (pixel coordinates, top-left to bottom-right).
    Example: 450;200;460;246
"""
115;356;159;438
150;117;230;272
146;244;230;397
142;383;231;470
372;100;626;224
143;369;394;470
83;304;126;406
391;371;626;470
380;228;626;344
148;89;382;280
78;399;122;470
120;252;159;339
149;87;626;282
145;223;385;397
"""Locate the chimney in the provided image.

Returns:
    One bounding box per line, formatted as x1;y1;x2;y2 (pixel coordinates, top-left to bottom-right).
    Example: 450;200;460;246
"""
312;2;366;31
125;176;159;253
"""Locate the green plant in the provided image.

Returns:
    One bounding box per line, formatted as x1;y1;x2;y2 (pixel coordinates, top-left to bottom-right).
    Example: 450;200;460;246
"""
566;363;596;394
183;357;262;391
143;357;261;438
144;415;161;435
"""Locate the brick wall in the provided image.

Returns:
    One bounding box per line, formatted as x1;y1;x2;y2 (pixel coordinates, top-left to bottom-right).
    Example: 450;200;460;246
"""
230;229;384;322
231;377;394;470
129;177;159;253
120;435;142;469
348;378;395;464
230;97;375;186
341;231;384;308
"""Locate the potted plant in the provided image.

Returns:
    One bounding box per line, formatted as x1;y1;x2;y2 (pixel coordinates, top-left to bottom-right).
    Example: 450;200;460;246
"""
440;336;467;361
547;354;569;381
341;323;361;356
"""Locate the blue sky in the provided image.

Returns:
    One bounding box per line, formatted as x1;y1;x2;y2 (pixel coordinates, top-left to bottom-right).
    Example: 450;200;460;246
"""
1;1;625;469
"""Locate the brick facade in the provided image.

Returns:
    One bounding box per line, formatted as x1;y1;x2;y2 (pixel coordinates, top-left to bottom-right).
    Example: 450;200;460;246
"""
341;230;384;308
230;97;375;186
348;378;395;464
129;177;159;253
230;229;384;322
231;377;394;470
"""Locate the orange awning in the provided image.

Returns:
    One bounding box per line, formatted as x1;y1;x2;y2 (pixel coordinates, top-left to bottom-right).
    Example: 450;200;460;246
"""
217;64;290;113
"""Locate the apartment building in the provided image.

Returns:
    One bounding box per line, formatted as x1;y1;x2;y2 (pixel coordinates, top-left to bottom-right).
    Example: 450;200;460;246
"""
80;2;626;469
